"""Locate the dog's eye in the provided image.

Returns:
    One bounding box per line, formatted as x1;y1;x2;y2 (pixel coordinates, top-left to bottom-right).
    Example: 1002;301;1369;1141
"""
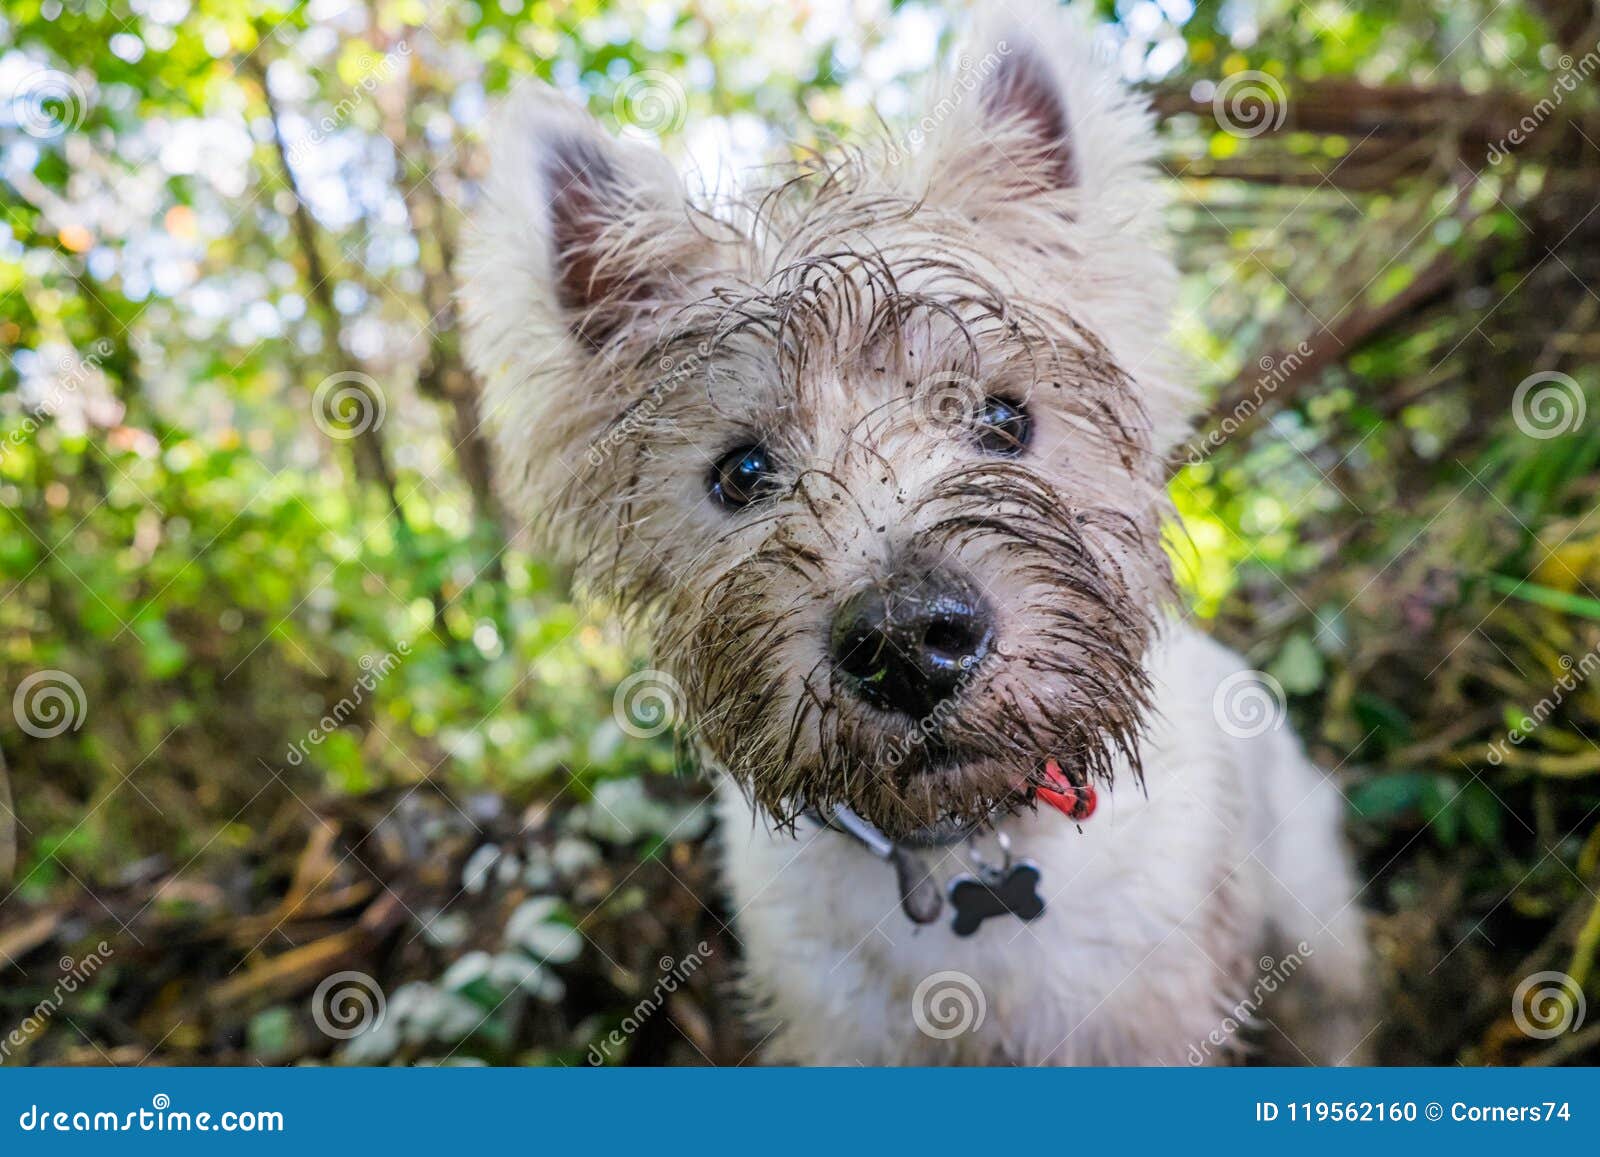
709;444;780;509
974;396;1031;455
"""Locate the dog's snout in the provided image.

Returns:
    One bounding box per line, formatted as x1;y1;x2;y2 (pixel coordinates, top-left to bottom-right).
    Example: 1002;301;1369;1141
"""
829;574;993;718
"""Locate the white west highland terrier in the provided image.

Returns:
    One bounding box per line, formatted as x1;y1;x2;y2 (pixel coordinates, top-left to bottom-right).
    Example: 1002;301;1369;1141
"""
462;0;1373;1065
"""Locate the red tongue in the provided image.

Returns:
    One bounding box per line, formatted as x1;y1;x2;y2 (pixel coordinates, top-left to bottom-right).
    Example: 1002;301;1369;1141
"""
1037;757;1097;821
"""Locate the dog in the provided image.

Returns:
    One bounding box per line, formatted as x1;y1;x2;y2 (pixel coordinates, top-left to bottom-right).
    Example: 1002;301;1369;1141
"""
461;0;1372;1065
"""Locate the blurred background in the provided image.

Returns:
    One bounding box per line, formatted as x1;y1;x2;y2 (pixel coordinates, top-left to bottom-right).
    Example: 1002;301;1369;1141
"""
2;0;1598;1066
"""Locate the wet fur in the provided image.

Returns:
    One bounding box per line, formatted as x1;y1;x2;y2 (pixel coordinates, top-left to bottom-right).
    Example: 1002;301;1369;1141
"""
462;0;1372;1065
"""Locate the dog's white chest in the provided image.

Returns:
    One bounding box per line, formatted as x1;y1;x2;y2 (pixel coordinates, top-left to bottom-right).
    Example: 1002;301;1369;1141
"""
716;772;1249;1065
712;624;1365;1066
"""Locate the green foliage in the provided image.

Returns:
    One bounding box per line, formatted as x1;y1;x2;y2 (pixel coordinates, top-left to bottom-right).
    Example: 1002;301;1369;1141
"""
2;0;1597;1066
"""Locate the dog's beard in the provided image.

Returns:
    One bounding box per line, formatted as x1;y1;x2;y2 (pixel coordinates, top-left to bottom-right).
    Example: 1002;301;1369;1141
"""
661;486;1163;840
685;646;1153;840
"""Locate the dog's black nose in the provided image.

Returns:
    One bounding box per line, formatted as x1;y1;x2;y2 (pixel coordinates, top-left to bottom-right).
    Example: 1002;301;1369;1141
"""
830;574;993;717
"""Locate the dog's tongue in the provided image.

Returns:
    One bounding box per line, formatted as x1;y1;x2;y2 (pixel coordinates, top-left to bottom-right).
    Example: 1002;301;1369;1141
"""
1034;757;1097;822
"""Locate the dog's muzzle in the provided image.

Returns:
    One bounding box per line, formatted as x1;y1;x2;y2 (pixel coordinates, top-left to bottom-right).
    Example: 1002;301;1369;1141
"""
828;569;993;719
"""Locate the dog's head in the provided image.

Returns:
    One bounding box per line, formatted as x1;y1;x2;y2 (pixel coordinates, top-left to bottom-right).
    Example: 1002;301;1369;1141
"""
463;3;1192;839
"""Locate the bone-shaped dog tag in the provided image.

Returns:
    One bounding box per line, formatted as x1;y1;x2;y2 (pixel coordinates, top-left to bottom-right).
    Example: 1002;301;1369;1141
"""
948;861;1046;936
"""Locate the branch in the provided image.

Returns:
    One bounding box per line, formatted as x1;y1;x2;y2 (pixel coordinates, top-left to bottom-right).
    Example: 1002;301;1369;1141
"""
1148;77;1583;169
241;52;408;529
1178;245;1465;470
242;46;455;643
368;27;507;543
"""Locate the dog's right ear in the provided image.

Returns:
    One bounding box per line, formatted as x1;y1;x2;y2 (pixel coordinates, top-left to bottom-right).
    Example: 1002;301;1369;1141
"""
916;1;1161;230
463;84;710;355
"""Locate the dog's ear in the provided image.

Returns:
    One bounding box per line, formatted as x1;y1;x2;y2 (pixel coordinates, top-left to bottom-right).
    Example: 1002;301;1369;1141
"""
919;2;1159;218
974;39;1079;194
461;84;732;553
463;83;711;354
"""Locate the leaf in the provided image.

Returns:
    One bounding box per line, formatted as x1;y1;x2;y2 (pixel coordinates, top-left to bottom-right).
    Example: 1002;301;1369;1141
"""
488;952;564;1001
1268;632;1324;694
505;898;582;964
1349;771;1429;820
247;1007;295;1057
440;950;493;992
1459;783;1503;846
1486;575;1600;622
1420;776;1462;847
134;615;187;679
1352;694;1412;745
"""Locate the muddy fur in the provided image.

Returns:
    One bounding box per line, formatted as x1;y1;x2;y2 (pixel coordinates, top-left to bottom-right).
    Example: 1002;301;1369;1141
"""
461;3;1181;840
462;0;1373;1066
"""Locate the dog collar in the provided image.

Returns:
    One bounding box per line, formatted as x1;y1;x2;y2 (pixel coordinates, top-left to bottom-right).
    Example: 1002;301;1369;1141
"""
813;758;1096;936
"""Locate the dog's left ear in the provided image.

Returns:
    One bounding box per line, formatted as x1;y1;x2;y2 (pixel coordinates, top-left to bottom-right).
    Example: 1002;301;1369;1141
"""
974;39;1079;194
462;83;718;359
920;2;1159;219
460;84;738;559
